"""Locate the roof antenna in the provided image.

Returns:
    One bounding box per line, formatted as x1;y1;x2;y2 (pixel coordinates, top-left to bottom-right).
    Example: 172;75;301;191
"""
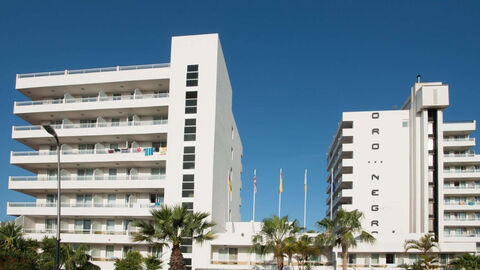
417;75;421;83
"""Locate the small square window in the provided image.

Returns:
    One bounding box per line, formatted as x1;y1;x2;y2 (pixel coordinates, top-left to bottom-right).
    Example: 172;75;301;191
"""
402;121;408;127
386;253;395;264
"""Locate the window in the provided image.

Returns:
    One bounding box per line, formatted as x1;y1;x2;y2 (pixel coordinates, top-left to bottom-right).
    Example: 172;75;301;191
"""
184;258;192;270
150;193;164;205
77;168;93;180
183;146;195;169
106;220;115;232
182;174;195;197
74;219;91;233
46;194;57;206
371;254;379;265
113;93;122;100
218;247;238;262
440;254;448;265
149;246;162;258
47;169;57;180
107;194;116;206
386;253;395;264
106;245;114;258
78;144;94;154
111;118;120;126
182;202;193;212
80;119;96;128
123;220;132;232
122;246;132;257
181;238;193;253
409;254;417;263
402;120;408;127
184;118;197;141
45;219;56;233
185;91;198;114
76;194;92;207
186;65;199;87
348;254;356;264
108;169;117;180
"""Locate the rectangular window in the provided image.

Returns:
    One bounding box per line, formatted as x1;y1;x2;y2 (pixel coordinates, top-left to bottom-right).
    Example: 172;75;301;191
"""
184;258;192;270
106;245;114;258
45;219;56;232
106;220;115;232
386;253;395;264
348;254;356;264
183;147;195;169
109;169;117;180
186;65;199;87
185;91;198;114
371;254;379;265
182;202;193;212
107;194;116;206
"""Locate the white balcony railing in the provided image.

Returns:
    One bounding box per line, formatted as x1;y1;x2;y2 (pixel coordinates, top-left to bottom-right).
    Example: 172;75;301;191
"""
13;120;168;131
10;175;165;182
11;147;167;157
444;217;480;221
444;201;480;206
444;169;480;174
8;202;163;209
444;185;480;190
17;63;170;79
444;137;475;142
14;92;168;107
23;228;139;236
444;152;476;157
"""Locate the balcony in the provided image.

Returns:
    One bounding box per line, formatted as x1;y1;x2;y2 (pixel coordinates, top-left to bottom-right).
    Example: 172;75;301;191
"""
443;169;480;179
443;153;480;165
7;202;162;217
14;92;169;118
443;201;480;211
443;137;476;150
443;186;480;195
24;229;139;244
443;120;476;135
9;175;165;194
12;120;167;147
16;63;170;91
10;147;167;171
444;217;480;227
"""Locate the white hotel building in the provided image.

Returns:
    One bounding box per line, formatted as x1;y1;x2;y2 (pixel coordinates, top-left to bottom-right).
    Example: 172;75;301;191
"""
7;33;480;270
326;77;480;267
7;34;243;270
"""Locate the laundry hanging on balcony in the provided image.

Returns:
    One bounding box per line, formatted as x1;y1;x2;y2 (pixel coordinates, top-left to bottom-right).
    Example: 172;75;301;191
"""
144;147;154;156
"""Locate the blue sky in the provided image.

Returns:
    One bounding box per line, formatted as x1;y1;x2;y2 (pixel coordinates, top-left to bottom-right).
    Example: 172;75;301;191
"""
0;1;479;230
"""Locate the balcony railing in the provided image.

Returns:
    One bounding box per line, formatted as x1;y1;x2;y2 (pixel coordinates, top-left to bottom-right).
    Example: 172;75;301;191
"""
444;201;480;206
14;92;168;107
17;63;170;79
13;120;168;131
8;202;163;209
444;217;480;221
444;185;480;190
10;175;165;182
23;228;139;236
444;152;476;157
11;147;167;157
444;137;475;142
444;169;480;173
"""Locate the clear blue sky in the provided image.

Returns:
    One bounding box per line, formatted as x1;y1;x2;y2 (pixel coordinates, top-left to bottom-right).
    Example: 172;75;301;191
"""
0;1;479;230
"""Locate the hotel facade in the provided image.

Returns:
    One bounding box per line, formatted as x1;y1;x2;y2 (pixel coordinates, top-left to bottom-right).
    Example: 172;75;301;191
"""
6;33;480;270
7;34;243;270
326;78;480;267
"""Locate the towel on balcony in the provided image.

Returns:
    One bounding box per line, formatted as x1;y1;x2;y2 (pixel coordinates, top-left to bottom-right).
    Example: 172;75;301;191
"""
144;147;154;156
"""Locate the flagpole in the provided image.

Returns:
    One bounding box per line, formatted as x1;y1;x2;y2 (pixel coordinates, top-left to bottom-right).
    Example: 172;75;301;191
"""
304;168;307;229
330;168;333;220
278;168;282;217
252;169;256;222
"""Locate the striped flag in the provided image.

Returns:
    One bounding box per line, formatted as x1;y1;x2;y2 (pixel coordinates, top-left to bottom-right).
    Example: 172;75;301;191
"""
279;169;283;194
253;169;257;194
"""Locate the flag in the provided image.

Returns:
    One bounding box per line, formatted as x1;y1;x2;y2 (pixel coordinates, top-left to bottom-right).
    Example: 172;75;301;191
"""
228;172;232;194
279;169;283;194
253;169;257;194
304;169;307;193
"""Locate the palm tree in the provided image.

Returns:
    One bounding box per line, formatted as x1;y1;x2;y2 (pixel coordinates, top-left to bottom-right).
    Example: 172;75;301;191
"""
0;221;24;251
61;244;100;270
449;253;480;270
250;216;302;270
282;237;297;270
294;235;320;270
317;209;375;270
404;234;439;270
132;204;216;270
0;222;38;269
